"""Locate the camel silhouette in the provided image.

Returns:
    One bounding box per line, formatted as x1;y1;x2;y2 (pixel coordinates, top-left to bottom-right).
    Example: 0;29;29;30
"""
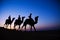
14;15;25;29
4;16;15;28
22;13;39;31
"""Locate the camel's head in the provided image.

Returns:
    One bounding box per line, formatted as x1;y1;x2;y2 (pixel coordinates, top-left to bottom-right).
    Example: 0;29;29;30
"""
22;16;25;20
11;17;15;23
22;16;25;22
13;18;15;20
35;16;39;24
12;18;15;21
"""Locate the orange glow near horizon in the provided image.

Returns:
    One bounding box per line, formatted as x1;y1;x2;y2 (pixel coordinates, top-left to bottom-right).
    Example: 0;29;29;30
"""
0;23;59;31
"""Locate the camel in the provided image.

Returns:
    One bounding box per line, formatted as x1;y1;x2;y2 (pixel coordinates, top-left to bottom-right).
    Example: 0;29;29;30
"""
4;16;15;28
22;16;39;31
14;16;25;29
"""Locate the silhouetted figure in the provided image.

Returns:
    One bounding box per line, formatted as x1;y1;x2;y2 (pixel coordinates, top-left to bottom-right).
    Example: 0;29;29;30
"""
14;15;25;29
4;16;15;28
22;13;39;31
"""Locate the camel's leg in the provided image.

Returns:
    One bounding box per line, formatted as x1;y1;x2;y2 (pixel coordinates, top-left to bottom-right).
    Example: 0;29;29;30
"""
19;25;20;29
30;26;32;31
22;24;25;29
21;25;24;30
21;25;25;31
25;25;26;31
33;25;36;31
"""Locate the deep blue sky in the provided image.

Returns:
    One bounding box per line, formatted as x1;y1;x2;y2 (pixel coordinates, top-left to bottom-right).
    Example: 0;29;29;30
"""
0;0;59;30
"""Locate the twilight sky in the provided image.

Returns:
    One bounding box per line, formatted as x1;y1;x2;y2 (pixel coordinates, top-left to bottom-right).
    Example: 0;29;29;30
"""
0;0;59;30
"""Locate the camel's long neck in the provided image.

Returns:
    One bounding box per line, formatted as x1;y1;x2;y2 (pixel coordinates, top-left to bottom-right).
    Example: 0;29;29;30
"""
11;18;14;23
34;18;38;24
22;18;24;22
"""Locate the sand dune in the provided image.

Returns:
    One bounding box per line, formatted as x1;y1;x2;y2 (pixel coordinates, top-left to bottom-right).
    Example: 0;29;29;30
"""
0;27;59;40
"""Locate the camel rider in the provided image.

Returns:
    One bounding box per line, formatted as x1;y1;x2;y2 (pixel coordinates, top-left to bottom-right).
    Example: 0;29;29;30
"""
28;13;33;20
8;16;11;21
18;15;21;20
